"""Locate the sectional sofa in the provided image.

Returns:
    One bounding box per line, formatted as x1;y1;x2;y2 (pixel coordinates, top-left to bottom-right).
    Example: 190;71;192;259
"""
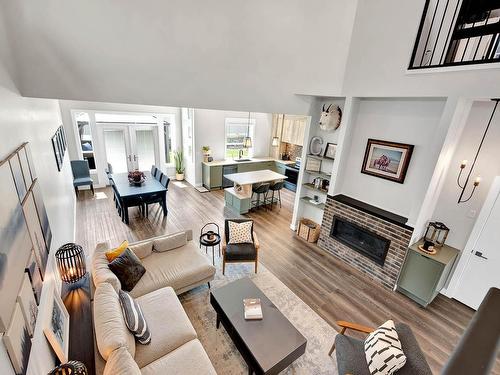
92;230;217;374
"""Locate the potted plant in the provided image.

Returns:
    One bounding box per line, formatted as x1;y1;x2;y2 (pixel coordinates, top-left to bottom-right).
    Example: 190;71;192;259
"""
173;150;185;180
202;146;211;162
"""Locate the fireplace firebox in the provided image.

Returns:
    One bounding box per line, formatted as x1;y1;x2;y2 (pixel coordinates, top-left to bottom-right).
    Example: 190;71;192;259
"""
330;216;390;266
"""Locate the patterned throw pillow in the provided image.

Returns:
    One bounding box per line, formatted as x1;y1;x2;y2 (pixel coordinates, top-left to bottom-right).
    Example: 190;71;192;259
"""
364;320;407;375
228;221;253;244
108;248;146;292
118;290;151;344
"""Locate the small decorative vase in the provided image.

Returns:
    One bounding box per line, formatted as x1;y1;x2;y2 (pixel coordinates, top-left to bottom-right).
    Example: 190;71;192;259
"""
206;231;215;241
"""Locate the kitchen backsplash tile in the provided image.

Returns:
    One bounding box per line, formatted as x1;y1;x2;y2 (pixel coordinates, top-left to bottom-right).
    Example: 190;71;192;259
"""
280;142;302;161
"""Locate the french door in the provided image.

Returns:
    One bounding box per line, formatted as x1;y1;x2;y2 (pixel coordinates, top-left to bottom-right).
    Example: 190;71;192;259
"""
99;124;159;173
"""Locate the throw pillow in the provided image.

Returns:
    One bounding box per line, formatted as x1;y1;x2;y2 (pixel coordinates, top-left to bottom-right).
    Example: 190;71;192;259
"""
108;248;146;292
118;290;151;344
228;221;253;244
364;320;407;375
153;232;187;252
105;240;129;262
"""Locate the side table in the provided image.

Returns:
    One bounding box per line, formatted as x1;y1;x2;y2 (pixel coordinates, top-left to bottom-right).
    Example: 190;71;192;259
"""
200;222;221;265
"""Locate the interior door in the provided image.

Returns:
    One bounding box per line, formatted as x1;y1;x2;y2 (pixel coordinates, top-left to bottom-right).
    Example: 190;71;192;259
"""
101;127;133;173
453;179;500;309
130;126;159;172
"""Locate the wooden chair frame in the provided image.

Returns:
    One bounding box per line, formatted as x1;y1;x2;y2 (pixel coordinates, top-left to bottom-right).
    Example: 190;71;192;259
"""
221;232;260;275
328;320;375;356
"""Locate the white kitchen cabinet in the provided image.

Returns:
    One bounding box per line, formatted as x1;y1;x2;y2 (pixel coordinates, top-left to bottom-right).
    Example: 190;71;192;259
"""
280;116;306;146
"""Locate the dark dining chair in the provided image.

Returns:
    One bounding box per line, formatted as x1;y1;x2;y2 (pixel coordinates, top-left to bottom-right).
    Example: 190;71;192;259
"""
155;171;163;182
111;181;124;222
70;160;94;196
151;165;158;178
222;219;260;275
160;174;170;189
251;183;270;210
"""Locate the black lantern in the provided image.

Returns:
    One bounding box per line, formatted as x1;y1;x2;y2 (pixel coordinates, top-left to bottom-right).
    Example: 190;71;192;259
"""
55;243;87;283
424;222;449;248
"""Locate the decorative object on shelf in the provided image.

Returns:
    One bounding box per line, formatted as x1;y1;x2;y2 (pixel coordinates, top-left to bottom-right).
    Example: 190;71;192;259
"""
173;150;185;180
243;112;253;149
308;136;324;156
323;142;338;160
17;274;38;337
55;243;87;284
48;360;88;375
457;99;498;203
424;221;449;248
43;283;70;363
305;156;322;172
128;170;146;185
319;104;342;131
202;146;211;162
361;139;414;184
3;303;31;374
418;243;437;255
321;178;330;191
297;218;321;243
51;125;67;172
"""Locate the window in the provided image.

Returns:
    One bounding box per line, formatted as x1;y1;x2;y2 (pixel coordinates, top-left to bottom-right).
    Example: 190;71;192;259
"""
75;112;96;169
163;120;172;163
225;118;255;159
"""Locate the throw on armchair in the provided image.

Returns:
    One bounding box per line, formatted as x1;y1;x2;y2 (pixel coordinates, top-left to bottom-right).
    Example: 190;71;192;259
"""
222;219;260;275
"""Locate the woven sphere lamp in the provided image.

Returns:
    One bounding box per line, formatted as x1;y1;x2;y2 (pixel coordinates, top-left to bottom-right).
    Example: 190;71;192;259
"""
48;360;88;375
55;243;87;284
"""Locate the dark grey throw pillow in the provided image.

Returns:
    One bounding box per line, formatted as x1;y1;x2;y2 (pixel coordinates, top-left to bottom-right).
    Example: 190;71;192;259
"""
108;248;146;291
118;290;151;344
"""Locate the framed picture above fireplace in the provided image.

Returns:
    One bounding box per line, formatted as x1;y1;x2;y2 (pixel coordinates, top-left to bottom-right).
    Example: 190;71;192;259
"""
361;139;414;184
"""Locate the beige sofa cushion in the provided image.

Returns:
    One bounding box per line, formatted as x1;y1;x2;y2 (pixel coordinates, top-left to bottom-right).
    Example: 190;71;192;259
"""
129;240;153;259
134;287;197;368
129;241;216;298
140;339;217;375
153;231;187;252
104;347;141;375
92;242;121;292
94;283;136;360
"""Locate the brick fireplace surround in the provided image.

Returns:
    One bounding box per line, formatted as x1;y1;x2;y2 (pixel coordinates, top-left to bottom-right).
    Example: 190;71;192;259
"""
318;194;414;289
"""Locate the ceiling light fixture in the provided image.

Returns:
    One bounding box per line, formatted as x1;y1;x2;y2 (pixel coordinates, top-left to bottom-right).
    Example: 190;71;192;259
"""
243;111;253;149
457;99;498;203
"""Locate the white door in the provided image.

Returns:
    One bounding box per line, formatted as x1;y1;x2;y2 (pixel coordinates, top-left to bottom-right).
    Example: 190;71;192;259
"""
102;127;133;173
453;177;500;309
130;126;159;172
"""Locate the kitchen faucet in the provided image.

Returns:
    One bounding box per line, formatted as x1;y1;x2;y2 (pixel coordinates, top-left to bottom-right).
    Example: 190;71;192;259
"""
238;149;244;159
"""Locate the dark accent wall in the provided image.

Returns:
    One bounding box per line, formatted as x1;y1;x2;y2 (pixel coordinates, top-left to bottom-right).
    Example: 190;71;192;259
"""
318;195;413;289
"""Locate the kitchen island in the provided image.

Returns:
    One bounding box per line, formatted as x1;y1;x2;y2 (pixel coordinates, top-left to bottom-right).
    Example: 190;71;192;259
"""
223;169;287;214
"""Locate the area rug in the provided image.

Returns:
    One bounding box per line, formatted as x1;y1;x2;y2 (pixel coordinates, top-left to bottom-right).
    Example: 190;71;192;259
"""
179;258;338;374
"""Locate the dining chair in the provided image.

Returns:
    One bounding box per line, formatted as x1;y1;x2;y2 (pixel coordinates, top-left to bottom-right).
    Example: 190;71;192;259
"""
70;160;94;196
160;174;170;189
151;165;158;178
111;181;124;222
155;171;163;182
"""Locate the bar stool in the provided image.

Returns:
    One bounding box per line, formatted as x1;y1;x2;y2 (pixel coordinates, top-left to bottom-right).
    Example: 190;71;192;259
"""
251;183;270;210
267;181;284;210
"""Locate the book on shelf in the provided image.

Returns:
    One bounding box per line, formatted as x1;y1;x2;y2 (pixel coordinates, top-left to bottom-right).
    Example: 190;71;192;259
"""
243;298;263;320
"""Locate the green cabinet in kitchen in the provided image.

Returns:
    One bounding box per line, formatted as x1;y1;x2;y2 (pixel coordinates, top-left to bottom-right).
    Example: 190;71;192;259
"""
237;163;254;173
275;162;286;175
202;164;222;190
396;240;459;307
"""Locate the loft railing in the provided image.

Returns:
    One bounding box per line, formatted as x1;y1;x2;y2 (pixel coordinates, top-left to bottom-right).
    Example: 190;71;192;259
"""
409;0;500;69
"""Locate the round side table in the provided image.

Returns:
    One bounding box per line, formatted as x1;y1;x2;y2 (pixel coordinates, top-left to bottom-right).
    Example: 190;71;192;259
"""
199;223;221;265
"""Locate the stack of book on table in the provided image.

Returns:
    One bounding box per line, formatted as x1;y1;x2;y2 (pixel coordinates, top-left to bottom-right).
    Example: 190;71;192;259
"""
243;298;263;320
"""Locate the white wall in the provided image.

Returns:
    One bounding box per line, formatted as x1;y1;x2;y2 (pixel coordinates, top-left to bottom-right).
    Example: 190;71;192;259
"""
193;109;273;185
0;14;75;374
432;100;500;250
3;0;358;115
338;98;447;226
342;0;500;98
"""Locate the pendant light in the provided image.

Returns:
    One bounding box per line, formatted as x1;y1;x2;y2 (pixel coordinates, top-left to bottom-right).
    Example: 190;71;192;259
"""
271;114;282;147
457;99;498;203
243;111;253;148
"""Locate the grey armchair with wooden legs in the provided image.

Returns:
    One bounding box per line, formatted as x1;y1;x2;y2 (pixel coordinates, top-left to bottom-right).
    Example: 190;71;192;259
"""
221;219;260;275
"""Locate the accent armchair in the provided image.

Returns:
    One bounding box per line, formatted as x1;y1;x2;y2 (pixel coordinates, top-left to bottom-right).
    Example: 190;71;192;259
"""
222;219;260;275
70;160;94;196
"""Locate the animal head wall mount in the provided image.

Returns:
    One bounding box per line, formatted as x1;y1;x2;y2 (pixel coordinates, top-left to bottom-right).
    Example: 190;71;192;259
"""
319;104;342;131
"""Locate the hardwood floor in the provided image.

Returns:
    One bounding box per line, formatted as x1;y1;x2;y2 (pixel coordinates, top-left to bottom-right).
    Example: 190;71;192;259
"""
76;182;497;374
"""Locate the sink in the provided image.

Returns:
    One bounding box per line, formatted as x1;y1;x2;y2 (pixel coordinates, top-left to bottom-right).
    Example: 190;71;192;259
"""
234;158;252;162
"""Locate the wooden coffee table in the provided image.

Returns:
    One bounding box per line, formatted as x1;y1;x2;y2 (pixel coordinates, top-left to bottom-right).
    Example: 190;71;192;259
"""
210;278;307;374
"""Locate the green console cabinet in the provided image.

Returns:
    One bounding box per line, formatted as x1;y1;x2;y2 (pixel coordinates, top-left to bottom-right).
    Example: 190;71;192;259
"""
202;164;222;190
397;240;459;307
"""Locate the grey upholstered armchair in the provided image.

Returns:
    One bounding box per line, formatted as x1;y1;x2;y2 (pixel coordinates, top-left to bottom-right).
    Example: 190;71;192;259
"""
222;219;260;275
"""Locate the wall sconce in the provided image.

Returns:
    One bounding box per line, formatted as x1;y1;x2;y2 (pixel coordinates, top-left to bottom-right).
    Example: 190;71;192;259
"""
457;99;498;203
55;243;87;284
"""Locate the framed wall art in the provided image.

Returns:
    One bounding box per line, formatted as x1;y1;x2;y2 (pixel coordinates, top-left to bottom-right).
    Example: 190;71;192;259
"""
3;303;32;375
361;139;414;184
323;143;337;160
43;283;70;363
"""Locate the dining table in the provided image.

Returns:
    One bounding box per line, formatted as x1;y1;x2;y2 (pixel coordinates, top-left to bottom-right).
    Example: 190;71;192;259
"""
112;172;167;224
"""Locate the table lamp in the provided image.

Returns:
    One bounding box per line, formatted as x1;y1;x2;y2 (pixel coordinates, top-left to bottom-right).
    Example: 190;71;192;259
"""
55;243;87;284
